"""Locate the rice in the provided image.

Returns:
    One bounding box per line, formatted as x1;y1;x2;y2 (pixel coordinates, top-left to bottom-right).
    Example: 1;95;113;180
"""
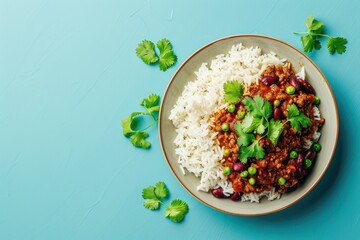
169;43;320;202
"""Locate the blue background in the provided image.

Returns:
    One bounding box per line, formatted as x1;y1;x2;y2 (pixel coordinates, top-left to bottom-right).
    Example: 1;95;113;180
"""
0;0;358;239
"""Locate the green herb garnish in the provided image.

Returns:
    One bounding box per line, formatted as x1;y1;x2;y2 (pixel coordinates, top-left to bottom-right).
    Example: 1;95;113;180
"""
121;94;160;149
135;40;159;64
223;80;243;103
136;39;177;71
286;104;311;132
142;181;189;223
157;39;178;71
294;14;348;54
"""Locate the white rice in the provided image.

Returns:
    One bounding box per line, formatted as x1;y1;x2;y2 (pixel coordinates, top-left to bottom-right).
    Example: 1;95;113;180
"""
169;43;320;202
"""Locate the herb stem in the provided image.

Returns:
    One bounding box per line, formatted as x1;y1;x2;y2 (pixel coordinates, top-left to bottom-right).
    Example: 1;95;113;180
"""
293;31;308;35
138;120;157;132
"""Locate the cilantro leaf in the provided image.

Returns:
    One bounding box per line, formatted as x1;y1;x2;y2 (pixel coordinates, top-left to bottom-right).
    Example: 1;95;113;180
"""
155;182;168;199
140;93;160;115
241;114;261;133
223;81;243;103
286;104;311;132
242;97;258;115
256;118;268;135
144;199;160;210
243;96;272;118
314;39;322;50
327;37;347;54
309;19;324;31
267;119;284;145
157;39;177;71
140;93;160;109
239;140;265;163
164;199;189;223
136;40;159;64
142;186;158;200
287;104;300;118
254;142;265;159
305;14;315;29
301;35;315;53
121;112;144;137
130;131;151;149
234;122;255;147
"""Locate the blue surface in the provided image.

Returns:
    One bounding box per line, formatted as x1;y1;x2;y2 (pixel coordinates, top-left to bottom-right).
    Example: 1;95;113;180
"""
0;0;359;239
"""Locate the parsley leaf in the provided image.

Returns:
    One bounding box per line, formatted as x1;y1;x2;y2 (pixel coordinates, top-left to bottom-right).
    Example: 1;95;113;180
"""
294;14;348;55
130;131;151;149
121;94;160;149
267;119;284;145
136;40;159;64
223;80;243;103
164;199;189;223
286;104;311;132
327;37;347;54
142;182;189;223
157;39;177;71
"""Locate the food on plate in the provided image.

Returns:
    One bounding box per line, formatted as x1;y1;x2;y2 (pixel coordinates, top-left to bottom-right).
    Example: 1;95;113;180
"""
169;44;324;202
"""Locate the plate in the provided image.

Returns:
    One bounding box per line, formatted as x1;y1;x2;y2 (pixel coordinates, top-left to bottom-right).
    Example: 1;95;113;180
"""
159;35;338;215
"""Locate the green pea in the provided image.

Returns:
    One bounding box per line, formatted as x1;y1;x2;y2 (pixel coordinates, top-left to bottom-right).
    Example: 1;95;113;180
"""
240;170;248;178
221;122;229;132
286;86;296;95
223;149;231;157
223;166;231;175
314;96;320;105
305;159;312;168
228;104;236;113
278;177;286;185
248;178;256;185
237;111;246;119
248;166;257;175
274;100;281;107
290;150;298;159
313;143;321;152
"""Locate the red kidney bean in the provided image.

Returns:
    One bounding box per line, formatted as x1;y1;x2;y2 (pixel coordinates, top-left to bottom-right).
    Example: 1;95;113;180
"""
211;187;225;198
233;162;246;172
298;78;315;93
289;75;300;90
262;76;279;86
273;108;283;120
296;153;304;167
230;192;241;201
305;149;317;160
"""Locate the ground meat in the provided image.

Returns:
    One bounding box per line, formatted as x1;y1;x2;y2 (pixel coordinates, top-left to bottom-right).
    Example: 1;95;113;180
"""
212;63;324;195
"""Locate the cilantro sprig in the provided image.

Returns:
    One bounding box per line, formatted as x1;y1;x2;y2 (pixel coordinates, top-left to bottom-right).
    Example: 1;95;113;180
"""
142;182;189;223
294;14;348;54
121;94;160;149
136;38;177;71
286;104;311;132
234;95;283;163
